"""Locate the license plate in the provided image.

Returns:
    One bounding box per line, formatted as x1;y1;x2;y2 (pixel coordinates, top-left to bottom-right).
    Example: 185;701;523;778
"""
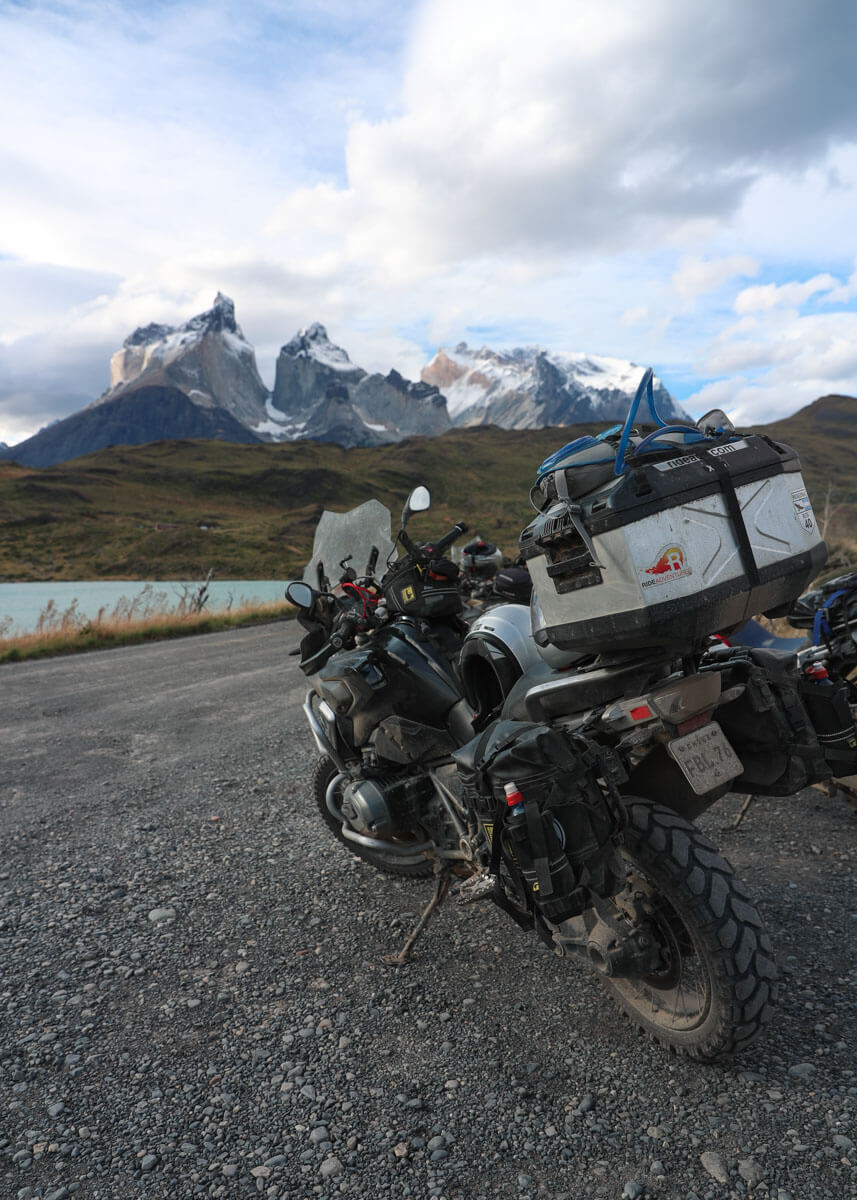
666;721;743;795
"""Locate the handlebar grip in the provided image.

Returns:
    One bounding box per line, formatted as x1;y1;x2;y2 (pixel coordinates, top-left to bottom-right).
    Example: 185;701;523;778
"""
330;613;359;649
433;521;469;556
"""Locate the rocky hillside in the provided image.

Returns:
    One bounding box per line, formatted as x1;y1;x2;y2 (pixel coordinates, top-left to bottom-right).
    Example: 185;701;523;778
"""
0;294;688;468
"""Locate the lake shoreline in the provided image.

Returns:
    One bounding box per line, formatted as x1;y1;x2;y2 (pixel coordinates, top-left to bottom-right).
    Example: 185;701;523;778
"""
0;578;294;636
0;600;296;665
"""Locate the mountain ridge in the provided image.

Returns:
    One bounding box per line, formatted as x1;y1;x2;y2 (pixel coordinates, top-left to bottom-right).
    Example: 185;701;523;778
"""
1;294;688;467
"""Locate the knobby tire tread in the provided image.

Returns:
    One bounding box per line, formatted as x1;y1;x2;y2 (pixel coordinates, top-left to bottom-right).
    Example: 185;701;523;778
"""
603;799;778;1061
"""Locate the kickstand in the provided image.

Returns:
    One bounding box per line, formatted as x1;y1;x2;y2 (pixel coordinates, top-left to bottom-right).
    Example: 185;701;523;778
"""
814;777;857;814
731;794;755;831
382;863;453;966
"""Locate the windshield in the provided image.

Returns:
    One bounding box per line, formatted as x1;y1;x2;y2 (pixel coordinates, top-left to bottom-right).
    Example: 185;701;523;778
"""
302;499;396;589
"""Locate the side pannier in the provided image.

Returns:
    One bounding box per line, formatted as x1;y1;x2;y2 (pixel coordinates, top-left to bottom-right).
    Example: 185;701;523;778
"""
702;646;835;794
453;719;627;923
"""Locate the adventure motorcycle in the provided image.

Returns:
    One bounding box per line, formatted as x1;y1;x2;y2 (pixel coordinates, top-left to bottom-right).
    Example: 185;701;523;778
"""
729;572;857;810
289;485;786;1062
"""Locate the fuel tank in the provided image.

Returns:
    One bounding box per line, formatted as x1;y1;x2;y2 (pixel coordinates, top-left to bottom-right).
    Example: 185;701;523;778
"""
315;618;464;749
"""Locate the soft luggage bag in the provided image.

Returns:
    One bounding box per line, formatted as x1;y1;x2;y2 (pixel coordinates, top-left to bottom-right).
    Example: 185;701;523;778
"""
453;720;627;922
702;646;833;794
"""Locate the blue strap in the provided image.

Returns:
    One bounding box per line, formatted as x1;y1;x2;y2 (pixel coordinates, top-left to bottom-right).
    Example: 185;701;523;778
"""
631;425;707;458
537;425;622;481
813;588;847;645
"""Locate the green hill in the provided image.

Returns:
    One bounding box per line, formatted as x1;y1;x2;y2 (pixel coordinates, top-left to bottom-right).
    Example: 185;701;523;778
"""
0;427;585;581
1;397;855;582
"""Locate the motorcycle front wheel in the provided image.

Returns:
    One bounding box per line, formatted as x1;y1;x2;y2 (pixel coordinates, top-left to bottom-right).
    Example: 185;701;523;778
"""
312;756;434;878
599;800;778;1061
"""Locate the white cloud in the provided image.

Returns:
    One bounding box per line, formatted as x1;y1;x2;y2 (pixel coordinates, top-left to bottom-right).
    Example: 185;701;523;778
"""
2;0;857;443
734;274;840;314
672;256;759;300
688;307;857;425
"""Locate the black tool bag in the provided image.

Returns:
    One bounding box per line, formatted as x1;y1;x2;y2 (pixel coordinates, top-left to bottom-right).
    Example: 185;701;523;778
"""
705;647;832;795
382;557;463;618
453;720;627;923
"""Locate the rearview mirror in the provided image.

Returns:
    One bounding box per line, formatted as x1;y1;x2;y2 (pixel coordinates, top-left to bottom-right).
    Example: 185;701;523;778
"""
286;580;316;609
402;485;430;528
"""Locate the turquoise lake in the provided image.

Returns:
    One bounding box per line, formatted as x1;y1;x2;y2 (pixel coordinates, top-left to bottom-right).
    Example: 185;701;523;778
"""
0;580;292;635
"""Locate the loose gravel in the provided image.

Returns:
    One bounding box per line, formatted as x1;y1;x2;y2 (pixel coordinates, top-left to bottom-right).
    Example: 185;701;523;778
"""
1;624;856;1199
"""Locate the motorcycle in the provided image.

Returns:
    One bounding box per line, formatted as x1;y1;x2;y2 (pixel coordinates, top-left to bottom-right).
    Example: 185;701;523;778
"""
458;537;533;617
288;486;784;1062
729;572;857;812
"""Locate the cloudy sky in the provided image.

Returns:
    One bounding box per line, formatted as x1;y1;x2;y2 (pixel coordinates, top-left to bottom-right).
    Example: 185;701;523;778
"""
2;0;857;447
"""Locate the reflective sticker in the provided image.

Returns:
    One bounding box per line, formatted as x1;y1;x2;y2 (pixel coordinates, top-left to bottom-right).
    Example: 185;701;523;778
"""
402;585;416;604
792;489;816;532
652;454;699;472
707;439;748;457
640;544;693;588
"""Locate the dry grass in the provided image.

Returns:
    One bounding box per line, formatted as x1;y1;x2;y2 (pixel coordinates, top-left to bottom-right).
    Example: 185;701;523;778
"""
0;588;294;664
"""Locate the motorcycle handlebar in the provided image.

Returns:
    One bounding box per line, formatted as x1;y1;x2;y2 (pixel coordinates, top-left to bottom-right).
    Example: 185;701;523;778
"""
398;520;469;563
432;521;469;556
330;612;359;649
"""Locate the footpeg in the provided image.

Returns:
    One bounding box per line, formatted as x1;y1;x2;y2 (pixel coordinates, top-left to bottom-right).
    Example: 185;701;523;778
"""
454;874;495;903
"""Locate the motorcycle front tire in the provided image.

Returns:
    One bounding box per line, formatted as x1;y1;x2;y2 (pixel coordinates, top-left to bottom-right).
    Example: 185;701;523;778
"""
598;799;778;1061
312;756;434;878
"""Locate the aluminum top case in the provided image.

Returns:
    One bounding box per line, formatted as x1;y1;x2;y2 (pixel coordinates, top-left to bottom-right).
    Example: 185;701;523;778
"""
520;370;827;657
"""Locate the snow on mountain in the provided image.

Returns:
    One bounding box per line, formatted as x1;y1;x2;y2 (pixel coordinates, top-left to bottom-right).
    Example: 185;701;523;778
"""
421;343;687;428
267;324;450;446
100;293;271;429
1;295;691;467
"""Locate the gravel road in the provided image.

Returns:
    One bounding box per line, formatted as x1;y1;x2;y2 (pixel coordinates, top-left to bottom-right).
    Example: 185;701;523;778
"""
1;624;856;1200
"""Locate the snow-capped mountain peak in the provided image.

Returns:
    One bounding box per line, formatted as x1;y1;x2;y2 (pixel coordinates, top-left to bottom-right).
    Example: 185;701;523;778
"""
100;294;269;428
421;341;686;427
280;322;355;371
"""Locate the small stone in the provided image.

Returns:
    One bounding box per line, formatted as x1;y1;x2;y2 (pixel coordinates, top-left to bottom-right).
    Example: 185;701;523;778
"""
221;1164;239;1177
147;907;176;923
622;1182;643;1199
140;1154;158;1173
234;961;250;974
319;1156;343;1178
577;1094;595;1114
47;1101;65;1118
310;1127;329;1144
700;1150;729;1183
738;1158;763;1185
427;1136;446;1151
250;1166;271;1179
788;1063;815;1079
833;1134;855;1151
517;1175;533;1189
393;1142;408;1158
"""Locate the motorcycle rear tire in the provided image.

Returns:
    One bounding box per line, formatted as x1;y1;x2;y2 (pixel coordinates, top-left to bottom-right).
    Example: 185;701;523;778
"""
599;800;778;1061
312;756;434;878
